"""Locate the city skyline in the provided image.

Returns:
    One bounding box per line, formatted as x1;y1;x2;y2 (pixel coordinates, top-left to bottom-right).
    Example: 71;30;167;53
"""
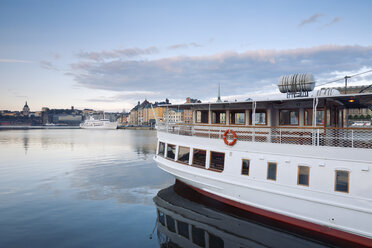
1;0;372;111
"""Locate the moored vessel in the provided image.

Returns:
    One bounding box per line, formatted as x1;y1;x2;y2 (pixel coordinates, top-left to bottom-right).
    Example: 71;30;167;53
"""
80;116;117;129
153;73;372;247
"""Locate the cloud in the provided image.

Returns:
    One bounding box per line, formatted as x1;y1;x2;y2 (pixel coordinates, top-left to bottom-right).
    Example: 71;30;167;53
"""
322;17;341;28
77;46;158;61
298;14;323;27
85;91;161;103
70;45;372;103
0;59;34;63
167;42;202;50
40;60;59;71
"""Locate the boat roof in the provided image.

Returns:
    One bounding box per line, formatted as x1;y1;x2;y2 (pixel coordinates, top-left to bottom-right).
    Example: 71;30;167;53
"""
163;92;372;110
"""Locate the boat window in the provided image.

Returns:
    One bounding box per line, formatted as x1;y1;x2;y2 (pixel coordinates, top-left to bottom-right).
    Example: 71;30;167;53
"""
192;149;206;168
158;142;165;156
158;210;165;226
251;110;267;125
241;159;250;176
335;170;349;193
166;144;176;160
212;111;226;124
178;146;190;164
267;162;277;181
280;110;299;125
304;109;325;126
192;225;205;247
210;151;225;171
209;233;224;248
177;221;189;239
196;110;208;123
298;166;310;186
230;110;245;125
166;215;176;233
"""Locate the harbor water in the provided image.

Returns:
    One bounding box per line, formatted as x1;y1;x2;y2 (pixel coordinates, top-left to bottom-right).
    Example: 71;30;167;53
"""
0;129;331;248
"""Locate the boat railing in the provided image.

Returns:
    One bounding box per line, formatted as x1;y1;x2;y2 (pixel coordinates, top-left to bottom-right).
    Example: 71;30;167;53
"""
157;123;372;149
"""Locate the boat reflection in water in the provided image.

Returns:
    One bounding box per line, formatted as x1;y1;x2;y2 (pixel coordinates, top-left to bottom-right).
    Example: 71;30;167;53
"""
154;181;331;248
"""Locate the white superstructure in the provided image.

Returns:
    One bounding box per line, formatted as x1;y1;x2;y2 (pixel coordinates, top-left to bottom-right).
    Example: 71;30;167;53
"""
153;80;372;247
80;116;117;129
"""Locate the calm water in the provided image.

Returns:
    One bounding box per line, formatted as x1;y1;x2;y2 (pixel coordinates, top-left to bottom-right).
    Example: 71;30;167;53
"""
0;129;331;248
0;129;173;248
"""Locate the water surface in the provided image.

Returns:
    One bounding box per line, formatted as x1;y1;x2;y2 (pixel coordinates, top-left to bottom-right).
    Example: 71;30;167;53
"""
0;129;173;248
0;129;332;248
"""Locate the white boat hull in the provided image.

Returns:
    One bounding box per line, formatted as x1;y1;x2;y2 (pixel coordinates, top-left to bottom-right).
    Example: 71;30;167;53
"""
80;122;117;129
154;131;372;247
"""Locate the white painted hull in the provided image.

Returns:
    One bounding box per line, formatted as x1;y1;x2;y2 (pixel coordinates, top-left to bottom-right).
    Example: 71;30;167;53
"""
154;131;372;245
80;122;117;129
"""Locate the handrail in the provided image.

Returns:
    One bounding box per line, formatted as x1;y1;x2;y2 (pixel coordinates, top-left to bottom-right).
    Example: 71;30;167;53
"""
157;123;372;149
165;122;372;131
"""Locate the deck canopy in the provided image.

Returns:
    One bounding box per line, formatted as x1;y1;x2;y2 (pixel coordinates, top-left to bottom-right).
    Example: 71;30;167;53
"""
163;93;372;111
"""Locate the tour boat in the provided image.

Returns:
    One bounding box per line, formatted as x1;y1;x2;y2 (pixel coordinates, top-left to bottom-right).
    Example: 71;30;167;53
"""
153;73;372;247
80;116;117;129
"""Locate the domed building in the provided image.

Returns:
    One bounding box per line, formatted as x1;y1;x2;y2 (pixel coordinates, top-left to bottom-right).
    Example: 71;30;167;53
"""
22;101;30;116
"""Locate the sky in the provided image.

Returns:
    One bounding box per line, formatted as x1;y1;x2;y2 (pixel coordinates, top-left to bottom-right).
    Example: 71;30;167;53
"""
1;0;372;112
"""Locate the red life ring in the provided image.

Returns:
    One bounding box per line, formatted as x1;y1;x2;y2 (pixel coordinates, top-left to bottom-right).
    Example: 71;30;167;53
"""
223;129;237;146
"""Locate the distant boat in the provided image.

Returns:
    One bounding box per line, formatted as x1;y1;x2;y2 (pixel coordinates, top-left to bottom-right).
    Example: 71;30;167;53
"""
80;116;117;129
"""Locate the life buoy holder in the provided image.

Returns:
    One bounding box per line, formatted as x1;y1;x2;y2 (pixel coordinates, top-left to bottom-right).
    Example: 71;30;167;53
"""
223;129;237;146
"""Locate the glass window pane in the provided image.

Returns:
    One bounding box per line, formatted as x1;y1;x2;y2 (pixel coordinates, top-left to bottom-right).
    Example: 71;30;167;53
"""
210;152;225;171
212;111;226;124
158;210;165;226
167;144;176;160
158;142;165;156
242;159;250;175
290;111;299;125
209;233;224;248
166;215;176;233
230;111;245;124
267;163;277;180
193;149;206;167
335;171;349;193
178;146;190;164
298;166;309;186
196;111;202;123
192;225;205;247
254;112;266;125
177;221;189;239
316;110;324;125
280;110;299;125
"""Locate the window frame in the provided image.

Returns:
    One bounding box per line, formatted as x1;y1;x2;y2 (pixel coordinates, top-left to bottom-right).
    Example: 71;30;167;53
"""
211;110;226;124
249;109;268;126
304;108;325;126
241;159;250;176
279;109;300;126
177;146;190;164
158;141;165;157
166;143;176;160
209;150;225;172
267;162;277;181
192;148;207;168
195;110;209;124
297;165;310;186
230;110;246;125
334;170;350;193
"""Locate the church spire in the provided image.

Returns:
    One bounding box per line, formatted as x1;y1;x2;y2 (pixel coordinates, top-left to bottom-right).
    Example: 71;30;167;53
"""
216;83;222;103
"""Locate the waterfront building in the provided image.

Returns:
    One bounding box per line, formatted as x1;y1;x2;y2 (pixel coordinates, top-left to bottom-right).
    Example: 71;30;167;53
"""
22;101;30;116
163;108;184;123
184;97;201;124
129;102;140;126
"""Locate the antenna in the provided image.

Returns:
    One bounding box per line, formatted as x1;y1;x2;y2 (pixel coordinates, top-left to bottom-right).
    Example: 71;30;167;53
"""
216;83;222;102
